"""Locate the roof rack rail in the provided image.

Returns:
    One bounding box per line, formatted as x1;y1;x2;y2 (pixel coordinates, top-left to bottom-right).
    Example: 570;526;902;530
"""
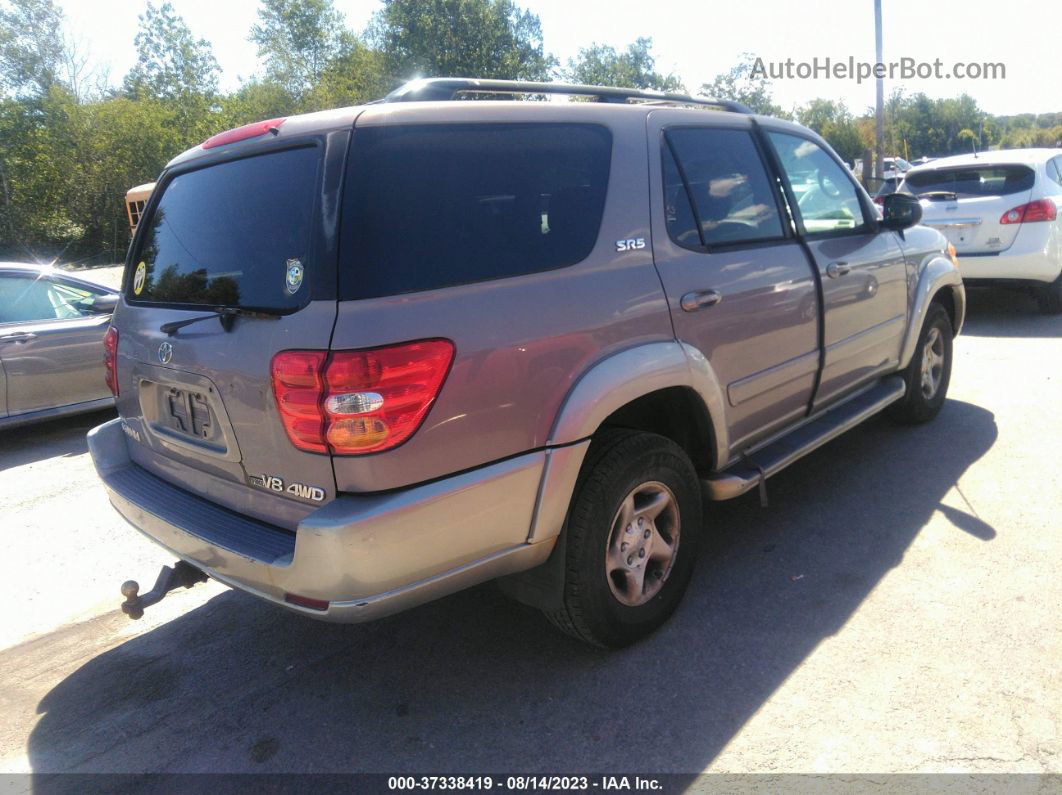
380;78;753;114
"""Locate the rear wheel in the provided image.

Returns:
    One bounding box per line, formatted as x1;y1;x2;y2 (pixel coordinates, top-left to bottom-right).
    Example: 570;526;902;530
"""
545;430;702;648
1037;274;1062;315
887;302;953;424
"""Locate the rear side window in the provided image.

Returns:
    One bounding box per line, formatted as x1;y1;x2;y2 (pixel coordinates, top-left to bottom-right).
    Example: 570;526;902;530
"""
130;146;320;310
1047;157;1062;188
663;127;784;248
339;123;612;299
904;165;1035;198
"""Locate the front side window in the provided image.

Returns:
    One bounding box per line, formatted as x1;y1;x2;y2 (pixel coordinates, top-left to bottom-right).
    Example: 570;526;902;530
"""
130;146;320;310
340;123;612;300
768;132;869;235
663;127;784;248
0;275;102;324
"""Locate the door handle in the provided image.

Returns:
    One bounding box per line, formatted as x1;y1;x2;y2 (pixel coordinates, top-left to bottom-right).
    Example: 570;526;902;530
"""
826;261;851;278
680;289;722;312
0;332;36;343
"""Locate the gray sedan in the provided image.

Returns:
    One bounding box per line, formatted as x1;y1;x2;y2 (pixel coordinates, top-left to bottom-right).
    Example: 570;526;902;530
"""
0;263;118;429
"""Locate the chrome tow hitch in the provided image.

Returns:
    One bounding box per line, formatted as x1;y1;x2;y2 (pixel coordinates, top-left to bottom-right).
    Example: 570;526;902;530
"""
120;560;208;620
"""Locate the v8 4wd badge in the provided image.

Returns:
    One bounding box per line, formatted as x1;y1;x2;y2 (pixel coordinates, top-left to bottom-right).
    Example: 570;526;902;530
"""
248;473;325;502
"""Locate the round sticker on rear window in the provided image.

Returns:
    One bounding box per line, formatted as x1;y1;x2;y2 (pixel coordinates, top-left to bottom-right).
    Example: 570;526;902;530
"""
285;258;303;295
132;261;147;295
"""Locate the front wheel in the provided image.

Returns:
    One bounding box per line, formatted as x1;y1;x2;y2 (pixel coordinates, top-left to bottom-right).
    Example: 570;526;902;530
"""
887;302;953;424
545;430;702;648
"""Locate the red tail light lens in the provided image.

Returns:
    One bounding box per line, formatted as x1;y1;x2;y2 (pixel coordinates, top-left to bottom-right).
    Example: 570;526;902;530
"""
103;326;119;397
202;117;286;150
271;340;454;455
1000;199;1057;224
271;350;328;453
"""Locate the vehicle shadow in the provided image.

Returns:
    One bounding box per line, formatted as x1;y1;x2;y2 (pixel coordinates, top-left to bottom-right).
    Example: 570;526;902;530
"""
961;285;1062;338
0;408;115;472
22;400;996;775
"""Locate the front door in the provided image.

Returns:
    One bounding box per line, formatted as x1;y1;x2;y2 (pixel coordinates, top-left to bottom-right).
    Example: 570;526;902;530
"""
764;130;909;409
647;112;821;457
0;272;113;416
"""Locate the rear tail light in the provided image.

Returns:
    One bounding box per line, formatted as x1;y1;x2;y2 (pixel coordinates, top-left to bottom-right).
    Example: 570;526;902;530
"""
103;326;119;396
271;340;455;455
1000;199;1057;224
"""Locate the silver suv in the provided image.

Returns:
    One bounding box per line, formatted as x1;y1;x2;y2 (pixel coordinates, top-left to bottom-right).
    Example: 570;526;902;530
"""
90;79;965;647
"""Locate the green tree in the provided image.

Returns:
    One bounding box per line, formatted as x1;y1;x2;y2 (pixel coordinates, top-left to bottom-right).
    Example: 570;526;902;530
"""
700;53;787;117
123;1;220;104
796;98;863;165
565;37;682;92
307;41;391;109
250;0;350;97
0;0;65;97
370;0;554;82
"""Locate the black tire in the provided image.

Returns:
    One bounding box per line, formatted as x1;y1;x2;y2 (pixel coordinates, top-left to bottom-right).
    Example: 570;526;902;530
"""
1037;274;1062;315
887;302;953;424
545;429;702;648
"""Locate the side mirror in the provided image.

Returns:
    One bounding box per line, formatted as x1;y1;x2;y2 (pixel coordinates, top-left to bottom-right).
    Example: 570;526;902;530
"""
90;293;119;314
880;192;923;231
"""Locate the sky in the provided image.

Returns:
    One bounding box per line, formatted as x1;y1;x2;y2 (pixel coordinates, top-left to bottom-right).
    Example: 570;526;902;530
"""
56;0;1062;116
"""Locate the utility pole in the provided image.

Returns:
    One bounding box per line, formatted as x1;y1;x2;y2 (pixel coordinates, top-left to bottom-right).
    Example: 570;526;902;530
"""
874;0;884;180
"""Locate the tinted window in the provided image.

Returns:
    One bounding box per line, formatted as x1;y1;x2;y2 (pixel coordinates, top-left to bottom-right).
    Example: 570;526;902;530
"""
903;165;1035;198
339;123;611;299
1047;157;1062;187
663;128;784;247
768;132;868;234
0;275;102;323
130;146;320;309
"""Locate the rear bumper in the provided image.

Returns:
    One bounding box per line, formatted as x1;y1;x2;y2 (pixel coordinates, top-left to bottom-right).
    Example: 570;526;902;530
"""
955;224;1061;283
89;418;557;622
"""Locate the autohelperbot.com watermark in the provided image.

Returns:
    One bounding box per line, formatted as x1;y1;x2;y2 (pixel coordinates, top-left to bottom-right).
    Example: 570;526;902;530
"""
750;56;1006;83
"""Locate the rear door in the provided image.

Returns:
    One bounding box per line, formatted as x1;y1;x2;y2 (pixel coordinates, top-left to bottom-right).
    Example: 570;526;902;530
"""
0;271;112;414
646;112;821;455
113;131;348;528
902;163;1036;254
764;130;909;410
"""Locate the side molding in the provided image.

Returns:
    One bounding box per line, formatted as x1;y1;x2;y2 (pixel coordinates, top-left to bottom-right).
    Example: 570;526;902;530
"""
546;340;729;470
899;255;966;369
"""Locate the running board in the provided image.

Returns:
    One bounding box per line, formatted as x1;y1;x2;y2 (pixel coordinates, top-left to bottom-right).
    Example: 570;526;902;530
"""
703;376;906;501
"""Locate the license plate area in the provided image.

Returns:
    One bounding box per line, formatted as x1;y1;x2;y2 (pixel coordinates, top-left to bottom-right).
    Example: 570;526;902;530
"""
137;370;242;463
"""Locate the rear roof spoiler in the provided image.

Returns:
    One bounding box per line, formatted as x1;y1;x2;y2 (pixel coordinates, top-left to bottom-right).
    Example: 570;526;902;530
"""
378;77;753;114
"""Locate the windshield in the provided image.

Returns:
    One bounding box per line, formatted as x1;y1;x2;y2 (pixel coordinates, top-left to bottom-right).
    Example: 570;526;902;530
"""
903;164;1035;199
129;146;320;310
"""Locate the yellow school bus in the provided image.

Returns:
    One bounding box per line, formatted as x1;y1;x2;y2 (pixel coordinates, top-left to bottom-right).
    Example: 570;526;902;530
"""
125;182;155;235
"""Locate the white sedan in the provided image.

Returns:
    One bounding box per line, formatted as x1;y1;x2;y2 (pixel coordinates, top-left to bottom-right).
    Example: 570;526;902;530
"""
899;148;1062;313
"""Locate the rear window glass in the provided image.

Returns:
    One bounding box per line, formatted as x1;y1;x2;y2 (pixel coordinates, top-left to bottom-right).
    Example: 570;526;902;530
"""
339;123;612;299
130;146;320;310
903;165;1035;198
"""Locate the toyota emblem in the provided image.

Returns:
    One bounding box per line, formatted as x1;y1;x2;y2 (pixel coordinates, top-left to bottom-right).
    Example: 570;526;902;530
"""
158;341;173;364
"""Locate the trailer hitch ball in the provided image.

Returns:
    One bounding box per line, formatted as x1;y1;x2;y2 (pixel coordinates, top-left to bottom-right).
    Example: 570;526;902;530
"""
120;561;207;620
121;581;144;620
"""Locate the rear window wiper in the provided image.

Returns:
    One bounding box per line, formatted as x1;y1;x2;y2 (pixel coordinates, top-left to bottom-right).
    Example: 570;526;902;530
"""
917;191;958;202
160;306;284;336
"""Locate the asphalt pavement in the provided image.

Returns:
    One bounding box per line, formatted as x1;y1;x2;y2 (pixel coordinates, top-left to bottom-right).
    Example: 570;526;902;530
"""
0;286;1058;775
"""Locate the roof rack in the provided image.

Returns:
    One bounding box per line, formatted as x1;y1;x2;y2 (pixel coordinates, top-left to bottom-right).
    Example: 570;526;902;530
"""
380;78;752;114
